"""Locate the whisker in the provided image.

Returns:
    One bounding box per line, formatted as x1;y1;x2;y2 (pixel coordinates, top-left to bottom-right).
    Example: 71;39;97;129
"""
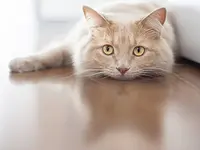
58;68;103;80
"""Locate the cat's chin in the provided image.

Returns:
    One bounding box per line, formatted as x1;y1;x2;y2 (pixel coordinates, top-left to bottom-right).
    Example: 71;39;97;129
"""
112;77;134;81
107;75;137;81
107;73;164;81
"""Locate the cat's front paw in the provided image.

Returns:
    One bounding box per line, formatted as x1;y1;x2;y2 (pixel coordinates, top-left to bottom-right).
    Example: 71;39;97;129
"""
9;58;40;73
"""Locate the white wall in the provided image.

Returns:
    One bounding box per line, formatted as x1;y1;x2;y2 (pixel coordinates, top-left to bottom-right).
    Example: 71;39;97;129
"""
0;0;38;66
39;0;122;21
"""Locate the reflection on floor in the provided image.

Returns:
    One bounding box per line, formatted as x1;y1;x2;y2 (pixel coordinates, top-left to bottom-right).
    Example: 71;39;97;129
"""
0;59;200;150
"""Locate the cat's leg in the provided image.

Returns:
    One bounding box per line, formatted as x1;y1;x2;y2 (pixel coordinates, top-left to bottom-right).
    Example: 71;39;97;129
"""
9;42;71;73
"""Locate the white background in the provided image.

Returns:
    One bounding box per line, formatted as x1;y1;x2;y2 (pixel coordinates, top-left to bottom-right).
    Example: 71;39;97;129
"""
39;0;122;21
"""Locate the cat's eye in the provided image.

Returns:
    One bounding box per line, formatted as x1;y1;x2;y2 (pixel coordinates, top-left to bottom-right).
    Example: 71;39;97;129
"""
133;46;145;56
102;45;114;55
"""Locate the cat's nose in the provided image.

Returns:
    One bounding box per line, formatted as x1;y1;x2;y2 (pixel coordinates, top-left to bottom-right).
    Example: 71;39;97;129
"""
116;67;130;75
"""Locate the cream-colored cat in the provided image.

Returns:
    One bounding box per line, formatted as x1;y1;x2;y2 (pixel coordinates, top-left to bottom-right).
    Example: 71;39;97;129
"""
9;1;176;80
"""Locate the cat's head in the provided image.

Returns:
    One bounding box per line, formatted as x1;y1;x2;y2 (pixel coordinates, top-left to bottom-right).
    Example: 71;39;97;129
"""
76;5;174;80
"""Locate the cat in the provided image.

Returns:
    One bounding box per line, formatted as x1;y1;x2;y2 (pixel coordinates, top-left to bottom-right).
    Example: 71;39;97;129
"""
9;1;176;80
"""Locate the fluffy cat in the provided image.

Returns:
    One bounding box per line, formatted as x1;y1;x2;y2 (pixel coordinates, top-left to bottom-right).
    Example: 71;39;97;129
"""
9;1;176;80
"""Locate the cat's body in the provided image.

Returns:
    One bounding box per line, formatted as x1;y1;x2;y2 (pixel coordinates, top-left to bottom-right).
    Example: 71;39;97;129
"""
9;1;176;80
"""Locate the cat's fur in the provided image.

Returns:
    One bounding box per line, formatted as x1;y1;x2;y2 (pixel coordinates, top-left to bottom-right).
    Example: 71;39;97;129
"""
9;1;176;80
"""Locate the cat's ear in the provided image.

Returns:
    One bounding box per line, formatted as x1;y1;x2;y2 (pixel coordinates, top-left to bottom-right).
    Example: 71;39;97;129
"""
140;7;167;38
83;6;108;28
142;7;166;25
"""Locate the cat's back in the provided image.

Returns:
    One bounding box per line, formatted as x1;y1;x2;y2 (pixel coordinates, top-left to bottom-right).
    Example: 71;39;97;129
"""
96;1;163;22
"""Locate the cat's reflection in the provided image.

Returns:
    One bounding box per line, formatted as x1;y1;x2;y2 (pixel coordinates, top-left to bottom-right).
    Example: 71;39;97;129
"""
72;77;172;150
9;67;74;84
9;70;173;150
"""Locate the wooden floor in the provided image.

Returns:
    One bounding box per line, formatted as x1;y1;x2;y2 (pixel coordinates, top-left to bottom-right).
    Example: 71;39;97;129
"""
1;60;200;150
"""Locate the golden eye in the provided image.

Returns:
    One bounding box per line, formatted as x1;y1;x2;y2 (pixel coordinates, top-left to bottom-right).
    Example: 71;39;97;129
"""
133;46;145;56
102;45;114;55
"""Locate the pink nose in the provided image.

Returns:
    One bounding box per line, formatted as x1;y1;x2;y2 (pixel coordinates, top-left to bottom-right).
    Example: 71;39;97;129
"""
116;67;130;75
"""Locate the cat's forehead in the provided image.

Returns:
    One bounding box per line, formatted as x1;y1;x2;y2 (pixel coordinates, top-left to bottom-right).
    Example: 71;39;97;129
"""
103;22;138;46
